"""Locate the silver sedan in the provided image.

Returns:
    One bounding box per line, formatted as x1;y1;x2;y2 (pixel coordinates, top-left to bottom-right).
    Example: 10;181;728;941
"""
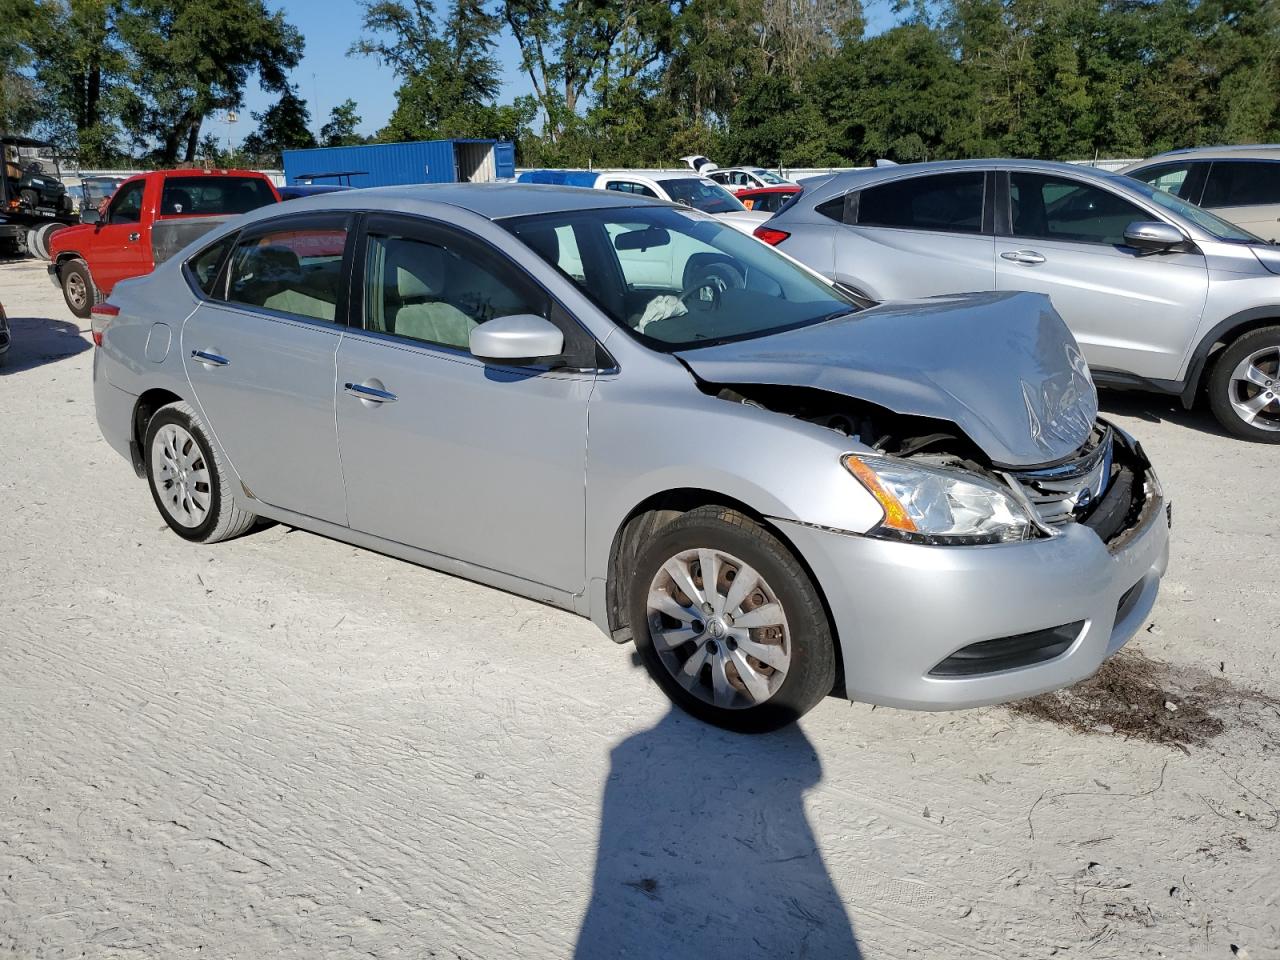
90;184;1169;731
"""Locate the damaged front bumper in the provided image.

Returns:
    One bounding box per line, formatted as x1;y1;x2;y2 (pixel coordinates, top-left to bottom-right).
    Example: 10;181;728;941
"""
775;427;1170;710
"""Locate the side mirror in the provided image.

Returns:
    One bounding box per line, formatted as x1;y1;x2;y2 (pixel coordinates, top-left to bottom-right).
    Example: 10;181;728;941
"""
80;207;100;225
469;314;564;365
1124;221;1184;252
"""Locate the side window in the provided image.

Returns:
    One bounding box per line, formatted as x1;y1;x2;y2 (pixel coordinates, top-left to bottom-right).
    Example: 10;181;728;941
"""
816;195;848;223
1010;173;1146;246
186;232;237;297
606;180;657;198
107;180;145;225
363;231;547;351
226;221;348;322
1130;162;1192;199
1201;161;1280;208
857;172;985;234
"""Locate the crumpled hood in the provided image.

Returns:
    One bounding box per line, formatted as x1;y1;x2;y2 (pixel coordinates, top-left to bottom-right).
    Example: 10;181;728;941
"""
676;291;1098;468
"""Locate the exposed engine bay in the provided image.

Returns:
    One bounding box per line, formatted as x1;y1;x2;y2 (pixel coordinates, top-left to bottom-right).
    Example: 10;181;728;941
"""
707;381;1155;545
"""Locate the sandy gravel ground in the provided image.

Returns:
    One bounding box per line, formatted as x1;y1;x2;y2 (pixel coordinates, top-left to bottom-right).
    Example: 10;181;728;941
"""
2;255;1278;959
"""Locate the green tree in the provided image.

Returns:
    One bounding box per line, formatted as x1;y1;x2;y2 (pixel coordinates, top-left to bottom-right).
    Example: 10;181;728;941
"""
0;0;43;137
320;98;365;146
115;0;304;164
240;86;316;165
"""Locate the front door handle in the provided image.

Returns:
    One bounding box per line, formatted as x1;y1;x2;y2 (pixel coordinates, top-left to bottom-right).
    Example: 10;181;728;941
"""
1001;250;1046;265
344;381;398;403
191;349;229;367
128;232;140;242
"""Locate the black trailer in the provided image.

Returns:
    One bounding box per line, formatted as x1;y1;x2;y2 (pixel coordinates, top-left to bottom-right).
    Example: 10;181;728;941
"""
1;136;78;256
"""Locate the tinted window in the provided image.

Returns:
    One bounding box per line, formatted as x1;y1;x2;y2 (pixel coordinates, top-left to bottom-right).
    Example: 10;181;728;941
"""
227;222;348;322
743;190;800;213
857;172;985;234
816;195;847;222
363;230;545;351
187;233;237;297
1130;162;1193;199
660;178;746;214
1010;173;1146;245
108;180;145;224
605;180;659;199
1201;161;1280;208
161;176;276;216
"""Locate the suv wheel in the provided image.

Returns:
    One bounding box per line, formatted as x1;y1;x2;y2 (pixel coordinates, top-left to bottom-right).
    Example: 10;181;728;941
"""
628;506;836;733
60;259;101;319
144;401;258;543
1208;326;1280;442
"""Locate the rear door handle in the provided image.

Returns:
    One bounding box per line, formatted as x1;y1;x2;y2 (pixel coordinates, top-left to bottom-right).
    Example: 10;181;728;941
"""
344;382;398;403
191;349;229;367
1001;250;1046;265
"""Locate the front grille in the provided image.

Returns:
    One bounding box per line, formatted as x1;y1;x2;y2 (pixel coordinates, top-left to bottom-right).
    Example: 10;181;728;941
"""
1010;424;1114;526
929;621;1085;677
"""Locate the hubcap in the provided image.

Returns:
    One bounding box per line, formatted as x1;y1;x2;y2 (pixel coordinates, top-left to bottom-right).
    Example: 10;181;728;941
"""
646;548;791;710
66;273;86;309
151;423;212;527
1228;346;1280;432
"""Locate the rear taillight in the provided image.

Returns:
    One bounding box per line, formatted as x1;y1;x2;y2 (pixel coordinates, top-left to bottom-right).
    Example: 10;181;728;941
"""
90;302;119;346
753;226;791;246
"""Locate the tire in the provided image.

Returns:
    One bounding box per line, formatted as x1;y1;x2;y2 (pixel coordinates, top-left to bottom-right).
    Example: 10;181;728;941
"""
1207;326;1280;442
628;505;837;733
60;259;101;319
27;223;49;261
144;401;258;543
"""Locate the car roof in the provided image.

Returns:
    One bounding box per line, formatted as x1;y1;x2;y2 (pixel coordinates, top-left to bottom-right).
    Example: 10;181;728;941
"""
1132;145;1280;164
235;182;676;224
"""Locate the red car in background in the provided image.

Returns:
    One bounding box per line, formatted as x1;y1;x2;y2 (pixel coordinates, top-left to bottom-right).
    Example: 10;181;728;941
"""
47;169;279;317
737;185;802;214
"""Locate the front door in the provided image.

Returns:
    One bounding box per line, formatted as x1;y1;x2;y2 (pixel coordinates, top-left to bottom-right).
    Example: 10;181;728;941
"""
181;212;352;525
92;178;150;292
996;171;1209;381
335;214;594;593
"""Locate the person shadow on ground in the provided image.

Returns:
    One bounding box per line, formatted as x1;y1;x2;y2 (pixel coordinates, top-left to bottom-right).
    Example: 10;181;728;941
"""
575;707;861;960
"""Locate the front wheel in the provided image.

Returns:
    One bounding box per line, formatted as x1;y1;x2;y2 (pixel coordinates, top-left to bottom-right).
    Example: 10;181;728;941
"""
144;401;258;543
60;259;100;319
1208;326;1280;442
628;506;837;733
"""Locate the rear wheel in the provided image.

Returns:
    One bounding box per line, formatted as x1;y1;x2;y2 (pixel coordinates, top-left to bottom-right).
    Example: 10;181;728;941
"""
628;506;836;733
1208;327;1280;442
144;402;257;543
60;259;100;319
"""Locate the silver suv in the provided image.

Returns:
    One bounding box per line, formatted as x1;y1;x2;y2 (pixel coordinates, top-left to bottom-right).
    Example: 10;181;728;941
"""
763;159;1280;441
1121;145;1280;241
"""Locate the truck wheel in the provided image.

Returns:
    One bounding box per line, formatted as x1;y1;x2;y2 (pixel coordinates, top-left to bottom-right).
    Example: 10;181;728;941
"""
60;259;101;319
1208;326;1280;442
628;505;837;733
27;224;49;261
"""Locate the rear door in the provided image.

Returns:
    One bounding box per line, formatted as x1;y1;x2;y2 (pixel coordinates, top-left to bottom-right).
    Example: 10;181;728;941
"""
995;170;1209;380
181;211;352;524
829;170;996;300
1198;160;1280;241
334;214;595;593
90;177;152;292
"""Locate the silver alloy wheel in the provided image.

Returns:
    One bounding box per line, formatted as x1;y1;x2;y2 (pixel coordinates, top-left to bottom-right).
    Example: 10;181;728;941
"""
65;272;87;310
151;423;212;527
646;547;791;710
1229;346;1280;432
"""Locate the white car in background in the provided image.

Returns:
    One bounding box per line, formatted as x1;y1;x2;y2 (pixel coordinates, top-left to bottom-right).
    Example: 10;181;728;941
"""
518;169;769;236
709;167;800;194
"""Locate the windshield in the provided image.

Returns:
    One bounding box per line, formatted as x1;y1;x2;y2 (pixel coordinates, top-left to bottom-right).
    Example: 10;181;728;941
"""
660;177;747;214
1120;175;1260;243
503;206;856;350
753;169;789;185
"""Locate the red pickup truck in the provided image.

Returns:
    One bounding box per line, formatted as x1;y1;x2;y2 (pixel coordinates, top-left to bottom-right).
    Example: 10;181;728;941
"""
48;169;280;317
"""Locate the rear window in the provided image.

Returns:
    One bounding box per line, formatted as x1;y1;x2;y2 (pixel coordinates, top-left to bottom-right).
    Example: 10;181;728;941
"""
160;176;277;217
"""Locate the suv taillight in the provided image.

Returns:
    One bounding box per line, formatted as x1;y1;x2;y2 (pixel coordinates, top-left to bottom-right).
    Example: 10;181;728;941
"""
753;226;790;246
90;302;119;346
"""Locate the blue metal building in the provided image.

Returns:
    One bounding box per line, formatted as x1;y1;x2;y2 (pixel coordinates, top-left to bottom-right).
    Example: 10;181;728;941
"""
282;139;516;188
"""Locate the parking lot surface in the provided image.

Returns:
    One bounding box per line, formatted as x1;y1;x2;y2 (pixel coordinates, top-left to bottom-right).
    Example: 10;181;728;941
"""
2;256;1278;958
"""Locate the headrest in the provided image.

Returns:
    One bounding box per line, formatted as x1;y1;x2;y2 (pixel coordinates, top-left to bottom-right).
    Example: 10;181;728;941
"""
247;244;300;277
384;238;445;300
164;188;192;214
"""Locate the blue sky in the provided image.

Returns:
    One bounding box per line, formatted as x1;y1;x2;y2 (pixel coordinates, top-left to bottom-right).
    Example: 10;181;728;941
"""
205;0;903;148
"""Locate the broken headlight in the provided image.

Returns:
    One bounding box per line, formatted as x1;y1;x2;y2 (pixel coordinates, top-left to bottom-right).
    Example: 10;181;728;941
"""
843;454;1034;545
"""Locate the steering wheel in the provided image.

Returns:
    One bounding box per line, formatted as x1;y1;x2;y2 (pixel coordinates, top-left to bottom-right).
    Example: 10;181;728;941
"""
679;263;746;311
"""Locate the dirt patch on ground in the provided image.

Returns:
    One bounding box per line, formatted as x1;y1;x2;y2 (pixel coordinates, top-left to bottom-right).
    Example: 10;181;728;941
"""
1009;651;1280;748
